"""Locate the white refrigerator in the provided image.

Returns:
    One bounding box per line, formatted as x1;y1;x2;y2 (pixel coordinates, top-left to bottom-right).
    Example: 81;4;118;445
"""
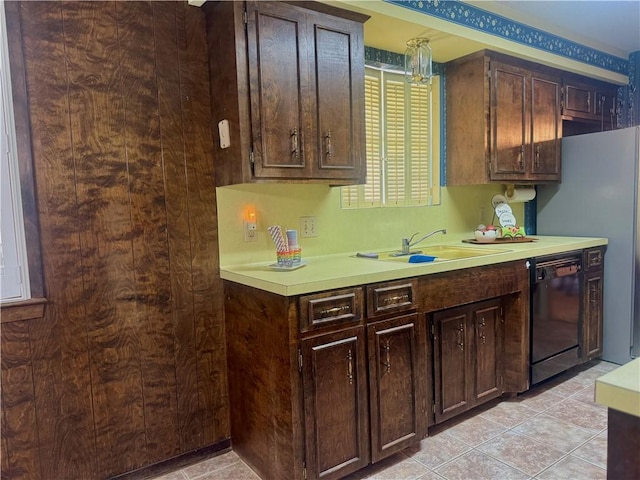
537;126;639;365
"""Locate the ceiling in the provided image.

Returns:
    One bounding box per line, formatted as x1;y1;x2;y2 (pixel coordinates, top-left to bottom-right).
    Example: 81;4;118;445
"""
475;1;640;56
334;0;640;63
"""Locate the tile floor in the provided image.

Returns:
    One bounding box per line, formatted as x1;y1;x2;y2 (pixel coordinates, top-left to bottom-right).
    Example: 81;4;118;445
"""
150;360;617;480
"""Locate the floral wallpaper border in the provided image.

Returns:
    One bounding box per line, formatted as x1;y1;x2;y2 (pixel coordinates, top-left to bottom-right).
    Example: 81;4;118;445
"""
384;0;629;75
364;46;445;75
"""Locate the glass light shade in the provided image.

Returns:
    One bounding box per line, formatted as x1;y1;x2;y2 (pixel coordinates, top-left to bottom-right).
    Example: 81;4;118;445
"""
404;38;433;85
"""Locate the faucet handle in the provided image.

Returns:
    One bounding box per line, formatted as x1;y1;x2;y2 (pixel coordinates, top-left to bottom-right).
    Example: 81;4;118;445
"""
406;232;419;244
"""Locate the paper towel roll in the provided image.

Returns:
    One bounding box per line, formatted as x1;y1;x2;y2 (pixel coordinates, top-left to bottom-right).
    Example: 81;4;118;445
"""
504;187;536;203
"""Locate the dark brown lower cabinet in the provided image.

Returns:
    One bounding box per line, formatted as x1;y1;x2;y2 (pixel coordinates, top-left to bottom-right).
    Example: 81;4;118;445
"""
433;298;504;424
301;327;370;480
224;261;531;480
583;271;604;360
367;314;427;463
581;247;605;363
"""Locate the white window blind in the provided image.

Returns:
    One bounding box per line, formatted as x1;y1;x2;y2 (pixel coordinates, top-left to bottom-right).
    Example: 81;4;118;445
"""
342;67;435;208
0;6;30;303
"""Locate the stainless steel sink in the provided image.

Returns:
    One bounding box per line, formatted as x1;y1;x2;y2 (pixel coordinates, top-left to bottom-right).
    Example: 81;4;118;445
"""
360;245;511;262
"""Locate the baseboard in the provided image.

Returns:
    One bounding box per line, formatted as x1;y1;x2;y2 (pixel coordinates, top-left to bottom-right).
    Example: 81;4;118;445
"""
110;438;232;480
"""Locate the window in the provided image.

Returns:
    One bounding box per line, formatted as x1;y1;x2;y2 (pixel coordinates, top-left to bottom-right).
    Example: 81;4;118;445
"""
0;6;30;302
342;65;440;208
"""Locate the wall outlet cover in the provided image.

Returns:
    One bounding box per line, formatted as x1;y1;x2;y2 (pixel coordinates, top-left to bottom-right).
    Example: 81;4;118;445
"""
300;216;318;237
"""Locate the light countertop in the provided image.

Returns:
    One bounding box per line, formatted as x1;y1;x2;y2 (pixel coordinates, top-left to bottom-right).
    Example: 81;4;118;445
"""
220;234;607;296
595;358;640;417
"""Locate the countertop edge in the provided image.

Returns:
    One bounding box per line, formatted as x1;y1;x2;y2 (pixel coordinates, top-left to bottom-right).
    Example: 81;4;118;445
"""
595;358;640;418
220;236;607;296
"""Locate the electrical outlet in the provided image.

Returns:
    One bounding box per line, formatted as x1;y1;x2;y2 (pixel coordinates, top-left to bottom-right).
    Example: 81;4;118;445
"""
244;220;257;242
300;216;318;238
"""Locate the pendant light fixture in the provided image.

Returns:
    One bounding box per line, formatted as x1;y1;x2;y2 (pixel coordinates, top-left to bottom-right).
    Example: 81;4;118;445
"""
404;38;433;85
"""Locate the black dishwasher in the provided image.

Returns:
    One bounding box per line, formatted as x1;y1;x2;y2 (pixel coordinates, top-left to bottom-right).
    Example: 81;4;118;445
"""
530;253;583;385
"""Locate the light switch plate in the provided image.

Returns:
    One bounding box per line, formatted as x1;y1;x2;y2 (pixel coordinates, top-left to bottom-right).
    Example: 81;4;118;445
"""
218;119;230;149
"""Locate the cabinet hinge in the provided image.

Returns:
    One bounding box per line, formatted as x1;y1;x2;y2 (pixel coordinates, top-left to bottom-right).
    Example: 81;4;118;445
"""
298;348;303;373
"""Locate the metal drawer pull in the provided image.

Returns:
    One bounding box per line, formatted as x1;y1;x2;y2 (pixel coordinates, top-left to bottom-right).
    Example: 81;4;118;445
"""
319;305;350;318
347;349;353;385
383;294;409;305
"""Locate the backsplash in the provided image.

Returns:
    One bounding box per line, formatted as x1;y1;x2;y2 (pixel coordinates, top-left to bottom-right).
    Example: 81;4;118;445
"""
216;183;523;266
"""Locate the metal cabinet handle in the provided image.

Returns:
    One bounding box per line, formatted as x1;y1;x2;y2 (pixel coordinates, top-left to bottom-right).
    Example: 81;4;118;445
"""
519;145;525;168
291;128;299;159
347;348;353;385
319;305;350;318
325;130;332;160
478;318;486;344
590;285;598;304
458;323;464;350
382;339;391;373
535;144;540;168
383;294;409;305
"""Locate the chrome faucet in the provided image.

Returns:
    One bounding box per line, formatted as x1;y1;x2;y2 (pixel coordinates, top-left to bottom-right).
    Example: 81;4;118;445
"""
401;229;447;255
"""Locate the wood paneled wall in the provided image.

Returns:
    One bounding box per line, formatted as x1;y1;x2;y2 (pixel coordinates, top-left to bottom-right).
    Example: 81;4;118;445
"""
1;2;229;478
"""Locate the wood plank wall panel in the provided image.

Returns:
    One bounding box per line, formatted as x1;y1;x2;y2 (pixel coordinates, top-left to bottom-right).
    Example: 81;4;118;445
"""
18;2;99;478
1;2;229;478
152;2;203;452
115;1;181;465
63;2;147;475
178;3;230;444
0;322;39;479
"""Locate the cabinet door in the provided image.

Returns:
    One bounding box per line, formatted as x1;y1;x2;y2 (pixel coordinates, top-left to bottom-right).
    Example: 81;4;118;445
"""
490;62;528;179
583;272;604;361
246;2;310;179
531;75;561;179
308;13;364;181
367;314;426;463
563;82;595;116
433;308;470;424
472;300;504;403
302;327;369;480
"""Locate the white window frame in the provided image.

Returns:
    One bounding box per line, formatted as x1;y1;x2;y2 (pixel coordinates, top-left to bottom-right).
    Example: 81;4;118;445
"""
342;64;440;209
1;5;30;303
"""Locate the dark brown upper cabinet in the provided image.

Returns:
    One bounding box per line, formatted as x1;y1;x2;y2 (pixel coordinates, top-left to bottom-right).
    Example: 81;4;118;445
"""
446;51;562;185
561;76;619;136
204;1;368;186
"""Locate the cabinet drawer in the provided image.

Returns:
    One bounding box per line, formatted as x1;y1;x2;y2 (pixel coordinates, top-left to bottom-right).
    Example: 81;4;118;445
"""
300;287;363;333
584;247;605;272
366;280;418;319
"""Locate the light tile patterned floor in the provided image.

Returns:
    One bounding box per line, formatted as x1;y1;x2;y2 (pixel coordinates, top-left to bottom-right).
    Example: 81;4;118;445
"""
150;360;617;480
